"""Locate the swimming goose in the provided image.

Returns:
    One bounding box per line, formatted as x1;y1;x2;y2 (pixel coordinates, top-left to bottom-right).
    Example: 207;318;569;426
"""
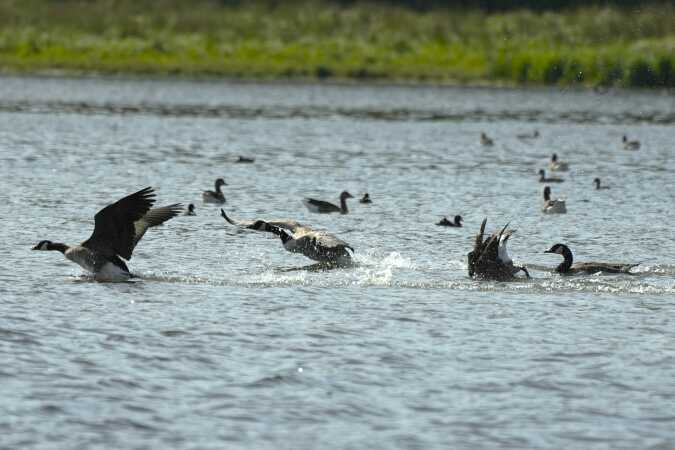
593;178;610;190
359;193;372;204
538;169;564;183
303;191;353;214
517;130;539;139
437;215;463;227
480;132;494;146
622;135;640;150
542;186;566;214
185;204;196;216
32;187;182;281
221;210;353;265
545;243;638;275
203;178;227;204
467;218;529;281
236;156;255;163
548;153;569;172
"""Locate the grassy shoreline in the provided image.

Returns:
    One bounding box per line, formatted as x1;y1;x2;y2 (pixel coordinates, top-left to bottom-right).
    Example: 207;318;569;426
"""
0;1;673;88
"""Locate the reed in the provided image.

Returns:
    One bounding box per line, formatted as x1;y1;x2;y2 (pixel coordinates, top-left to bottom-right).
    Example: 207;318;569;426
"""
0;0;672;87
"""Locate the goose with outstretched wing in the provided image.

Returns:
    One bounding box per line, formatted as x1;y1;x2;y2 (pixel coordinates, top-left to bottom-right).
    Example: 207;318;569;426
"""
221;209;354;265
33;187;182;281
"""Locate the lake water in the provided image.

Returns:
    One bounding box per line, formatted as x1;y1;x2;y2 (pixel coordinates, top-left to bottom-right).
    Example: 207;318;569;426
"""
1;75;674;449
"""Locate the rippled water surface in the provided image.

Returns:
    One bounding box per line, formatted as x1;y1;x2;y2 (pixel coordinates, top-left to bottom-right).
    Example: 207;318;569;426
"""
1;75;674;449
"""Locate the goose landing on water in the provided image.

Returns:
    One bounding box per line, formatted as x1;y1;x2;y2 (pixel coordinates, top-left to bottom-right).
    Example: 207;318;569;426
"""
467;218;529;281
545;243;638;275
221;210;354;266
203;178;227;204
303;191;353;214
32;187;181;282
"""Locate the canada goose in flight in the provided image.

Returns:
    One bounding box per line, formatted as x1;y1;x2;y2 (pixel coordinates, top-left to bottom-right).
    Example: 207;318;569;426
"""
185;204;196;216
622;135;640;150
480;132;494;146
359;193;372;204
548;153;569;172
221;210;353;265
593;178;609;190
545;243;639;275
538;169;564;183
236;156;255;163
437;215;462;227
32;187;181;281
203;178;227;204
303;191;353;214
542;186;566;214
467;218;529;281
517;130;539;140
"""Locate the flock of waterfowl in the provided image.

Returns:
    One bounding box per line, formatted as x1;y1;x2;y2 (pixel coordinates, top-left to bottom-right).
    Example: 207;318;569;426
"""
33;132;642;282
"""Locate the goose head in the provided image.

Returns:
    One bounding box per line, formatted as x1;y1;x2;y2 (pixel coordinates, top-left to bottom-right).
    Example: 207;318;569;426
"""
551;153;558;162
340;191;354;201
361;193;370;201
215;178;227;188
544;243;567;255
187;204;196;214
32;240;53;251
622;135;628;143
454;215;463;225
593;178;601;189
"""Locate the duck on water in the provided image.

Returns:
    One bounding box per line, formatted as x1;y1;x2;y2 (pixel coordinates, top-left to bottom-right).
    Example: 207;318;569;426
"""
437;215;462;227
545;243;638;275
32;187;182;282
467;218;529;281
203;178;227;204
303;191;354;214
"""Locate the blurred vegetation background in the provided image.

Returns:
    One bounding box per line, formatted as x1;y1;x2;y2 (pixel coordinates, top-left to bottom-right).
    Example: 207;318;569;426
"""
0;0;672;87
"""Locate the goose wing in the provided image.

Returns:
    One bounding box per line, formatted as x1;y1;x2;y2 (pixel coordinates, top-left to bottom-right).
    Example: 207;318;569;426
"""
220;209;301;231
82;187;156;259
131;204;183;251
302;198;340;213
573;262;639;274
292;225;354;252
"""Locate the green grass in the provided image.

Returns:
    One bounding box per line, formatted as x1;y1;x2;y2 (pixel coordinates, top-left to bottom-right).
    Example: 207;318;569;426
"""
0;0;673;87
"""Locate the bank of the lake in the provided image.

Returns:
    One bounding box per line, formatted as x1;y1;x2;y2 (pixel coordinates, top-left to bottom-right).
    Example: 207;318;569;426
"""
0;0;673;88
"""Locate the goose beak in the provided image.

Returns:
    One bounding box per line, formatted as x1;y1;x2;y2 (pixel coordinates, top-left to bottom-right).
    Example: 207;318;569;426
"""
543;250;553;254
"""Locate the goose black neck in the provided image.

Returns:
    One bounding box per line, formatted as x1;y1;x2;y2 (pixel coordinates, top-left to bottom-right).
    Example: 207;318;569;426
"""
556;246;573;273
49;242;68;254
340;197;348;214
543;190;550;201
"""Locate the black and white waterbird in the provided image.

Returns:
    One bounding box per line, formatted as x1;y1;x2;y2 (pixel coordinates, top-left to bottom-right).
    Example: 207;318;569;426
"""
544;243;639;275
203;178;227;204
32;187;181;281
303;191;354;214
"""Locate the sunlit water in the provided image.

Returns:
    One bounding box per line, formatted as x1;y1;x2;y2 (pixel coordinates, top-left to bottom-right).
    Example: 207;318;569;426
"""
1;75;674;449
